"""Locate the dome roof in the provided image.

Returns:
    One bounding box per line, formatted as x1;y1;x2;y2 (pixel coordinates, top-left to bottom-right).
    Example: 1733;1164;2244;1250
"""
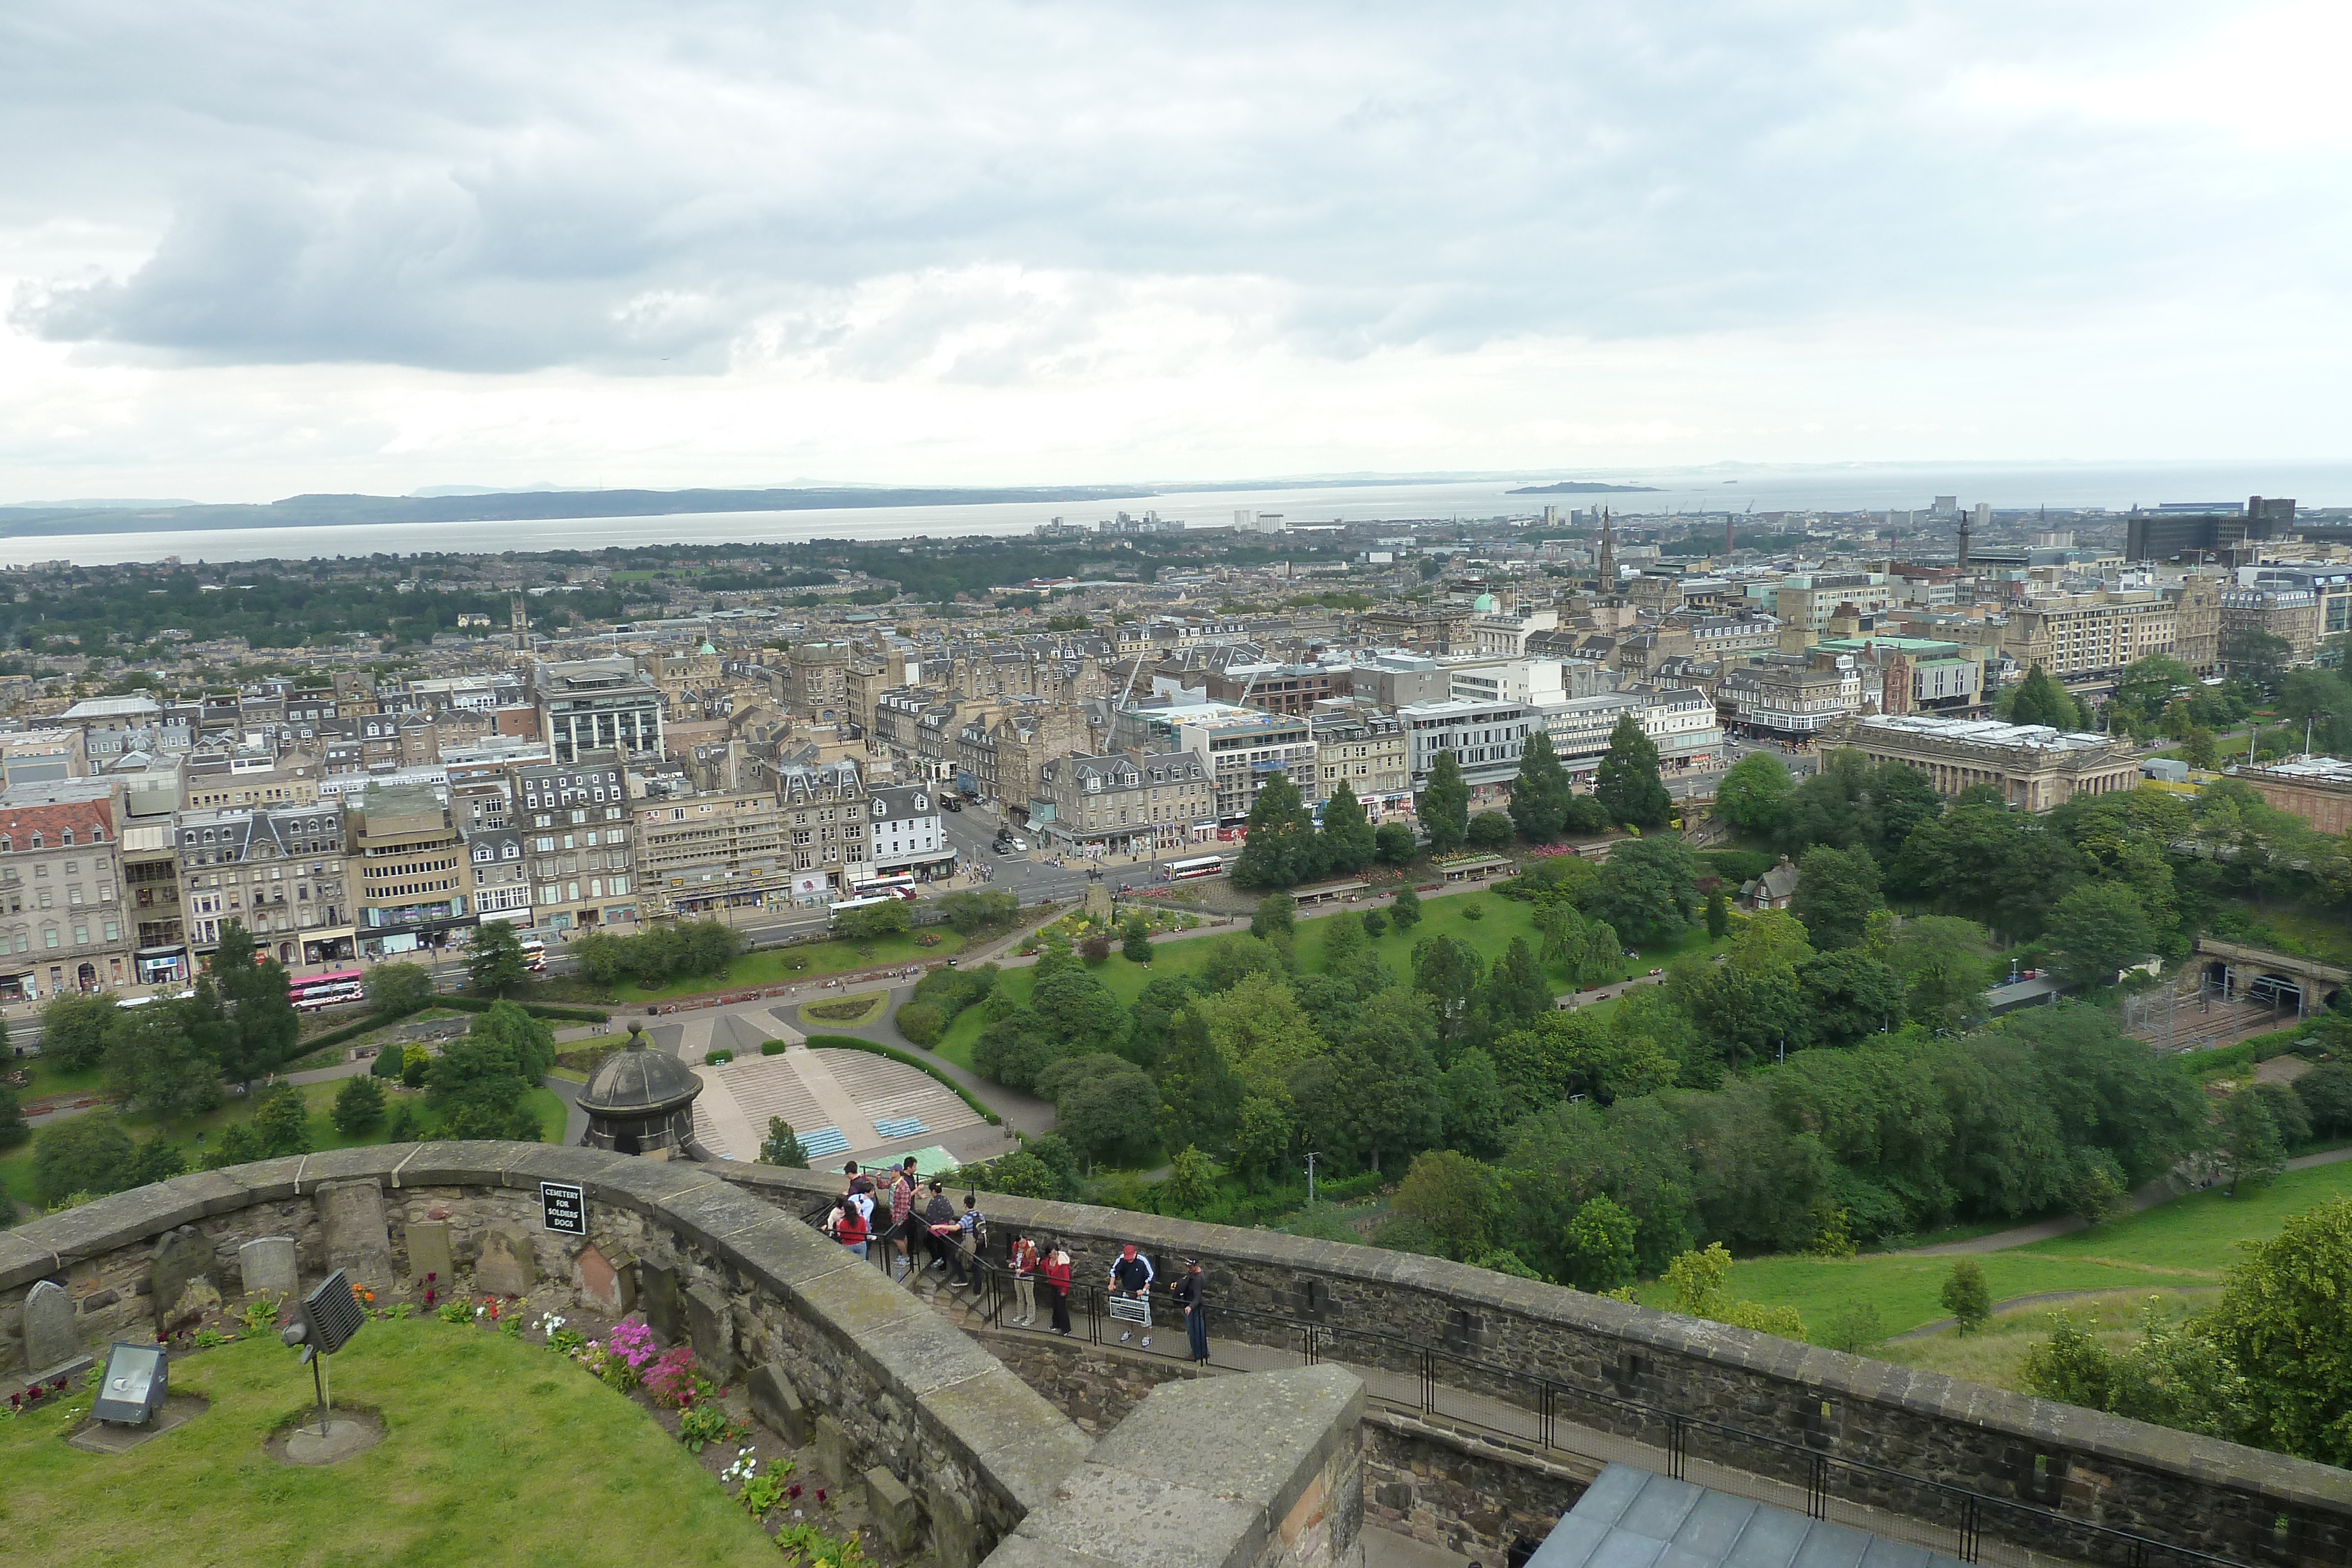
579;1037;704;1116
1472;593;1499;613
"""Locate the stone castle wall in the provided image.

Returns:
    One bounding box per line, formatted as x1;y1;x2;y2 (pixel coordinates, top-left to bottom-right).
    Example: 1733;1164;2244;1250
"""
717;1162;2352;1568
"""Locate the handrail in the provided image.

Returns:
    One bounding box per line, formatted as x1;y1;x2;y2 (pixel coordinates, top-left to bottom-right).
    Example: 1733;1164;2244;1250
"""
795;1195;2258;1568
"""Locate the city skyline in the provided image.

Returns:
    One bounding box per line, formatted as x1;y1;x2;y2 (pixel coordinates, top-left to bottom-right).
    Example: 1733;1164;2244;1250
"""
4;1;2347;500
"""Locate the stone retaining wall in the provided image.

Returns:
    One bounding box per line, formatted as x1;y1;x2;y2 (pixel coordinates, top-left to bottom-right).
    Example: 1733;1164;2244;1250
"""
721;1162;2352;1568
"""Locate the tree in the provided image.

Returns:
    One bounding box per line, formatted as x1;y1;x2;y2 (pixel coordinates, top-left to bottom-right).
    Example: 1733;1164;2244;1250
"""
1164;1145;1219;1215
2218;1089;2285;1196
1790;845;1883;951
1585;837;1698;948
1886;916;1992;1030
938;890;1021;936
1374;822;1419;865
2207;1196;2352;1464
1121;914;1153;964
1466;811;1515;851
251;1082;313;1158
211;922;301;1087
1507;728;1573;842
1389;884;1422;931
103;1000;223;1122
1055;1059;1161;1164
1392;1149;1498;1260
1156;1007;1245;1155
2295;1059;2352;1137
2114;654;2197;726
365;962;435;1016
123;1134;186;1190
32;1114;135;1208
1796;948;1903;1047
2223;628;2294;692
1439;1048;1506;1159
2183;725;2219;771
1411;936;1485;1048
1564;1195;1640;1292
1330;988;1444;1171
837;900;911;941
1251;893;1296;941
1593;713;1671;828
1231;771;1319;890
1319;911;1367;973
331;1074;386;1136
0;1079;24;1150
428;1001;553;1140
1418;751;1472;853
1714;751;1792;837
2044;882;2155;988
760;1116;811;1168
1705;888;1729;940
1234;1095;1294;1189
39;993;116;1073
1481;938;1553;1035
1318;778;1378;874
469;919;530;997
1940;1258;1992;1335
2004;664;2081;729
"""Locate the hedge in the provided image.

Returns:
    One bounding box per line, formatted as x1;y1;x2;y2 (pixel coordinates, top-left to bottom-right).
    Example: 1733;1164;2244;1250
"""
2189;1023;2333;1082
803;1033;1000;1124
296;1002;427;1058
761;1039;789;1056
440;995;612;1024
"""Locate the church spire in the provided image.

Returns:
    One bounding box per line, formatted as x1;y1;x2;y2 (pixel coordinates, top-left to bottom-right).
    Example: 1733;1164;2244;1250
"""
1595;506;1617;599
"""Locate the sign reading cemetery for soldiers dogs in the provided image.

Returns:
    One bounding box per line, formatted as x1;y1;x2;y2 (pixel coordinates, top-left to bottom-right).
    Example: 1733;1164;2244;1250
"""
540;1181;587;1236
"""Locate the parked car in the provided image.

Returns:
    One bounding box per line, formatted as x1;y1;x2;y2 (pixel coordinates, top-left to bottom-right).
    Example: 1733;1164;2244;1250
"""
941;797;963;812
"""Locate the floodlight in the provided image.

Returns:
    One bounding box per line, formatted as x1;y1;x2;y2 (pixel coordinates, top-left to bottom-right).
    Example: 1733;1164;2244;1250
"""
92;1342;168;1426
286;1267;367;1435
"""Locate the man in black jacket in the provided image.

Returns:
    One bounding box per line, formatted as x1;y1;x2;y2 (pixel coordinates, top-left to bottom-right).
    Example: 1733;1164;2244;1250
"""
1172;1258;1208;1364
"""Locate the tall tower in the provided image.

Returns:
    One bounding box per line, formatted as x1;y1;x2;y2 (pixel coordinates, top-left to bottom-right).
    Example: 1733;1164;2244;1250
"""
1595;506;1616;596
1955;510;1971;571
510;593;530;652
1725;514;1735;556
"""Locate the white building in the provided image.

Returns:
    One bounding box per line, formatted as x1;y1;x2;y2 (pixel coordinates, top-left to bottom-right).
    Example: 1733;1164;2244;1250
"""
1399;699;1535;805
865;783;951;877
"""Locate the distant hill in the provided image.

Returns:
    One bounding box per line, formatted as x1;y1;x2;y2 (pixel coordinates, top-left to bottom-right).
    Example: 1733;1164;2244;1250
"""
1506;482;1662;495
0;484;1158;538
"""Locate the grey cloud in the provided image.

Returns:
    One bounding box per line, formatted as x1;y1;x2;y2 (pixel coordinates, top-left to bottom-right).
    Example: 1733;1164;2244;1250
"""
2;0;2323;375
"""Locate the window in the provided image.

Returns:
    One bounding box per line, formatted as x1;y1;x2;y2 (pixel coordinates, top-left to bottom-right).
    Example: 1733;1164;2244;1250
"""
42;928;58;948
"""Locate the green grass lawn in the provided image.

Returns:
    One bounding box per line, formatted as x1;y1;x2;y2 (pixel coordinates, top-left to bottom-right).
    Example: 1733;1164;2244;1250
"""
1876;1288;2221;1394
930;894;1735;1072
1;1083;566;1213
2016;1160;2352;1272
613;930;967;1002
1656;1162;2352;1345
1641;1251;2217;1341
12;1056;108;1104
0;1318;777;1567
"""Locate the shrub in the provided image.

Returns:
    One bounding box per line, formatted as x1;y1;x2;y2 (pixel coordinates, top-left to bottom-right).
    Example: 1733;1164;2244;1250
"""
332;1074;386;1136
1361;908;1387;938
1461;902;1484;921
1941;1259;1992;1335
400;1045;432;1088
706;1049;734;1065
1079;934;1112;963
760;1039;790;1056
896;1003;945;1047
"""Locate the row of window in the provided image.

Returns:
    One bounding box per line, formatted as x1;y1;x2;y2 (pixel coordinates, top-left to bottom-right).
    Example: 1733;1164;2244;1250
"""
0;827;105;851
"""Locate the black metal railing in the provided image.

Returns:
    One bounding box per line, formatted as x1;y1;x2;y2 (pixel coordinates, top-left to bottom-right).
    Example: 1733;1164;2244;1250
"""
792;1200;2257;1568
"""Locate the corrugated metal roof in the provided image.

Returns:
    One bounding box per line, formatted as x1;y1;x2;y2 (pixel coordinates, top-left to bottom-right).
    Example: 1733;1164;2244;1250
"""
1528;1465;1965;1568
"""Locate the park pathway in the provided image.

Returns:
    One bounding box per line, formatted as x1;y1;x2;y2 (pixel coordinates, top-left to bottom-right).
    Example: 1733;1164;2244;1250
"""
1902;1145;2352;1256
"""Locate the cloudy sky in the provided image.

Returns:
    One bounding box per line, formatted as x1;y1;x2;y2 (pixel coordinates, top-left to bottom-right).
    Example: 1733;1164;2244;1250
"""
2;1;2344;502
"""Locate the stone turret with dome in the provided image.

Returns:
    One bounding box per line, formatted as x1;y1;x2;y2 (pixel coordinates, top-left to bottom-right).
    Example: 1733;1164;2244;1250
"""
576;1024;703;1158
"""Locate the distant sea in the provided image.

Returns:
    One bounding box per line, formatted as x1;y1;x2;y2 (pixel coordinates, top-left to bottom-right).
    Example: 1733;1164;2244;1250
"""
6;460;2348;569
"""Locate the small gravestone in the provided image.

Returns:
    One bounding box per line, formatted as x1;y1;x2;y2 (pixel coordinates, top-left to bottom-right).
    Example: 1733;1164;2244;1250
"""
475;1228;537;1297
864;1466;921;1554
638;1261;682;1342
238;1238;298;1299
813;1412;853;1485
23;1279;78;1376
150;1228;218;1331
685;1283;735;1380
316;1180;395;1291
406;1221;455;1289
574;1243;624;1315
748;1362;808;1445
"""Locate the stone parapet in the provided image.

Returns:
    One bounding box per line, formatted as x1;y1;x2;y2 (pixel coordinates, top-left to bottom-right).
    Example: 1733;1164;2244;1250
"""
719;1162;2352;1568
